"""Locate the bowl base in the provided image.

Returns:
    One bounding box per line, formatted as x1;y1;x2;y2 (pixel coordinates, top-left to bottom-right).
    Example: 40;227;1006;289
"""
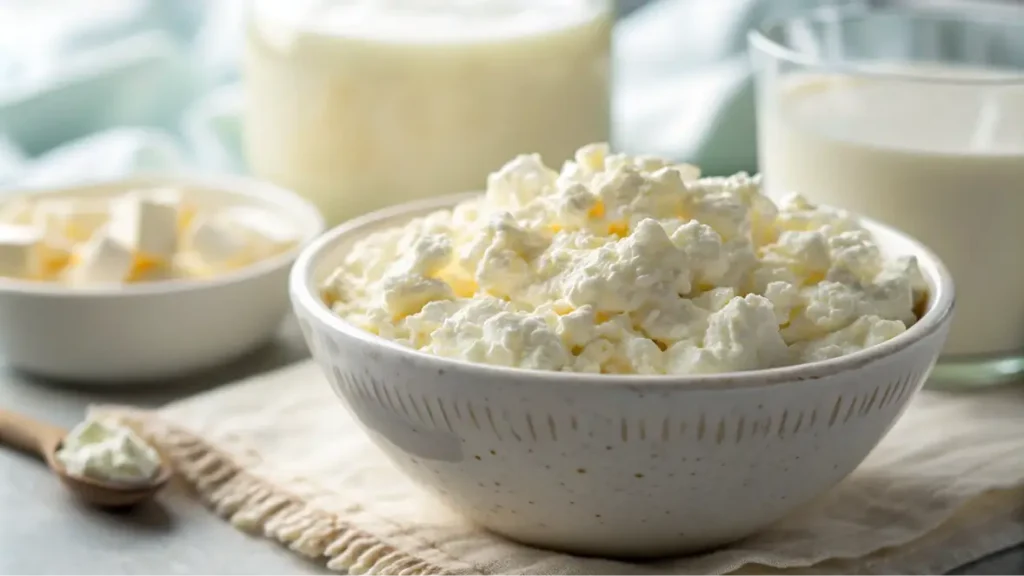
483;523;754;560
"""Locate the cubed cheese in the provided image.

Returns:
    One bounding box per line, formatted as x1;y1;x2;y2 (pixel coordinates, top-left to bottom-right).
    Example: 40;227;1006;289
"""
33;198;110;244
220;206;300;258
68;230;134;285
0;198;35;226
182;215;251;270
0;225;44;278
0;188;299;286
107;195;178;261
140;187;198;233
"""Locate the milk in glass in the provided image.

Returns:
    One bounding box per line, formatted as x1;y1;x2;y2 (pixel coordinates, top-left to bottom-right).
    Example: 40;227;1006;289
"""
760;70;1024;359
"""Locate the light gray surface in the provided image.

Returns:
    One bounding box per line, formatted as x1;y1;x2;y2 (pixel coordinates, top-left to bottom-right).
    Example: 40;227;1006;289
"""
0;317;1021;575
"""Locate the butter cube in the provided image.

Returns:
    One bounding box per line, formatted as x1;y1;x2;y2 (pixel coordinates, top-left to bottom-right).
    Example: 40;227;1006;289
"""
182;215;251;270
220;206;300;259
0;198;35;226
182;207;299;272
68;230;134;285
0;225;44;278
107;195;178;261
139;187;198;233
33;198;110;244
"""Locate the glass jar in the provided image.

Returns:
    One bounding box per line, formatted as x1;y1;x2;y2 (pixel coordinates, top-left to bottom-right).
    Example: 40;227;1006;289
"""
243;0;613;227
749;1;1024;389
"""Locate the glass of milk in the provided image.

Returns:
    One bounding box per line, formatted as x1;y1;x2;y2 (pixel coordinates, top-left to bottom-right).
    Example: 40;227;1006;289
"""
750;1;1024;388
243;0;613;227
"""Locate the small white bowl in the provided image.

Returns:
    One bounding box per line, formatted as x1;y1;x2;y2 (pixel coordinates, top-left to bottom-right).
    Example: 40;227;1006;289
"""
0;174;323;384
290;193;954;558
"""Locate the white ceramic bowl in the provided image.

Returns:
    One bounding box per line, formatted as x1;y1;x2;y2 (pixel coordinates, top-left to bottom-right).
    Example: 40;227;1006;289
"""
290;193;954;558
0;175;323;384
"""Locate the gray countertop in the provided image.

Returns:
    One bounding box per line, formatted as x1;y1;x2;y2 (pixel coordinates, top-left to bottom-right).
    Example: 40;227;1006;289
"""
1;318;1021;574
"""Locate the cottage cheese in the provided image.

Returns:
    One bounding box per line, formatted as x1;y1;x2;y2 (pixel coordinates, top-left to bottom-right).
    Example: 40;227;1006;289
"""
56;418;162;486
322;143;927;374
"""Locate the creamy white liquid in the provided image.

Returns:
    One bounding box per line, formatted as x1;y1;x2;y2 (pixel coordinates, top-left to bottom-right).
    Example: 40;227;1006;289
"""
244;0;612;226
760;71;1024;357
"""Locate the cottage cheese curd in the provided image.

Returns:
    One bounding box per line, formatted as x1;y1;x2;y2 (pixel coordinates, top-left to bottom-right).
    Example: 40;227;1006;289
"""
56;418;161;486
322;144;927;374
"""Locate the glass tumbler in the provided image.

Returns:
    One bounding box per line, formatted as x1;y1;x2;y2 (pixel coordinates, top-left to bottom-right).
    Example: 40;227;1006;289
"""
749;1;1024;389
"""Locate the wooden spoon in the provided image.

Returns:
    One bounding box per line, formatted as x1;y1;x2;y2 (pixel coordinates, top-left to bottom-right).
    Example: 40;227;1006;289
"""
0;408;170;509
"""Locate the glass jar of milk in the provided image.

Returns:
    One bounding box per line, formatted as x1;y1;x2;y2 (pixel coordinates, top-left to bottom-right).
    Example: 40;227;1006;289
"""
243;0;613;227
750;2;1024;388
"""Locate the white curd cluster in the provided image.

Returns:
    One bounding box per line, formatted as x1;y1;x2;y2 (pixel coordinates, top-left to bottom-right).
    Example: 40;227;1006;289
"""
56;418;161;486
322;144;927;375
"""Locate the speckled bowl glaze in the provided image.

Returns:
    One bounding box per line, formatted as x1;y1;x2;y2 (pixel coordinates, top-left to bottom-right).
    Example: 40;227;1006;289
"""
289;193;955;558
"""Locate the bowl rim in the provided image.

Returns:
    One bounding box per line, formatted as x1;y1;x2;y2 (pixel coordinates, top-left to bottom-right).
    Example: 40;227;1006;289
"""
0;173;325;298
291;192;955;390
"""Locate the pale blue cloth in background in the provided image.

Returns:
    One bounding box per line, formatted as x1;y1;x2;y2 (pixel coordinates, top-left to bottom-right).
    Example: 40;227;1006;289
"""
0;0;793;189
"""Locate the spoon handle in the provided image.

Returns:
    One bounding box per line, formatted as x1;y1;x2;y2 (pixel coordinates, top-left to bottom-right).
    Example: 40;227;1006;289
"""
0;408;66;457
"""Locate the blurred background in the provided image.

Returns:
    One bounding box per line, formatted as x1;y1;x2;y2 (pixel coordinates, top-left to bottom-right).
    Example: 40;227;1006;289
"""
0;0;1018;191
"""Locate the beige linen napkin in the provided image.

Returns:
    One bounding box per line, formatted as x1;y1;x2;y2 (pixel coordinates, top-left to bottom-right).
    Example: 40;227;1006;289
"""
103;360;1024;575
